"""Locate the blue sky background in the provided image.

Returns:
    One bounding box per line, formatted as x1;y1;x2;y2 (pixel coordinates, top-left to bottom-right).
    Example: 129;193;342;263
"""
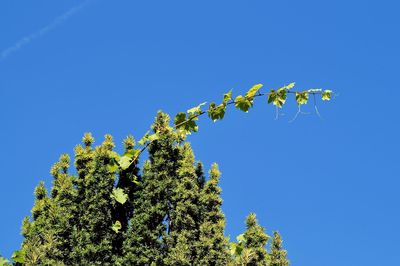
1;0;399;264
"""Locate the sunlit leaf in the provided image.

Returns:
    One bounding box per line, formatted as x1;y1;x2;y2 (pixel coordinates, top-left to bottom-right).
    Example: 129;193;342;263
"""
111;188;128;204
234;95;252;112
111;220;122;233
208;102;226;121
322;90;332;101
245;84;263;99
138;131;150;146
107;159;119;173
187;102;207;115
118;156;132;170
223;89;233;104
295;92;309;105
11;250;25;264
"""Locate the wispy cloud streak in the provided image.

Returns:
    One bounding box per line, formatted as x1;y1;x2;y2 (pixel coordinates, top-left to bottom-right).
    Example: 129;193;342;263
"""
0;0;93;61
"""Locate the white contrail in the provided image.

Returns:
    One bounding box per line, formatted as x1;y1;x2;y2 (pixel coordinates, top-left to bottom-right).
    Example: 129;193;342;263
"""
0;0;94;61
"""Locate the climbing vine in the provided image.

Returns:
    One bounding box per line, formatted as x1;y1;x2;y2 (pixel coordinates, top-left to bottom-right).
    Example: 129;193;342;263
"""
107;82;333;206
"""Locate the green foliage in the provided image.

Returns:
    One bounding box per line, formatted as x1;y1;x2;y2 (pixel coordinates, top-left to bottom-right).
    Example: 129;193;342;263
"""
246;83;263;99
187;102;207;115
322;89;332;101
295;92;309;105
112;221;122;233
270;232;289;266
7;80;329;264
208;102;227;121
111;188;128;205
11;250;25;264
174;112;199;134
268;88;287;108
235;95;253;112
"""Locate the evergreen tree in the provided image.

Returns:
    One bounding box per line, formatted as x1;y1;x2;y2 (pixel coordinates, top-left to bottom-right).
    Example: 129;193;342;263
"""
12;112;288;265
164;143;200;265
121;112;181;265
243;213;270;266
269;231;289;266
195;163;230;266
70;135;117;265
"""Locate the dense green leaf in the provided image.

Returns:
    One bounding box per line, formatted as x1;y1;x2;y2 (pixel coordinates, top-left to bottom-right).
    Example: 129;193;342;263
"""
223;89;233;104
234;95;252;112
322;90;332;101
268;89;287;108
111;220;122;233
208;102;226;121
11;250;25;264
245;84;263;99
118;156;132;170
124;149;140;159
295;92;309;105
111;188;128;204
282;82;295;90
107;159;119;173
174;112;187;128
138;131;150;146
174;112;198;134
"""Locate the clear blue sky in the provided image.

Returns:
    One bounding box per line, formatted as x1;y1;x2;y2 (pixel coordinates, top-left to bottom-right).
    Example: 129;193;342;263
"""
1;0;399;264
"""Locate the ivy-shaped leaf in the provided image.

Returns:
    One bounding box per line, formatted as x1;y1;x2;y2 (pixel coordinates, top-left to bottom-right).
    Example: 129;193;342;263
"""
118;156;132;170
124;149;140;159
11;250;25;264
245;84;263;99
138;131;150;146
295;92;309;105
107;158;119;173
110;188;128;204
208;102;226;121
174;112;198;134
147;134;159;142
282;82;295;90
174;112;187;128
111;220;122;233
268;89;287;108
223;89;233;104
187;102;207;115
234;95;252;112
322;90;332;101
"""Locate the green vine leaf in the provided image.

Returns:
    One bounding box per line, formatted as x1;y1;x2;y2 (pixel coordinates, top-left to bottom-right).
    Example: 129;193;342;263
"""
208;102;226;121
223;89;233;104
268;89;287;108
11;250;25;264
187;102;207;115
174;112;198;134
245;84;263;99
118;156;132;170
281;82;295;90
295;92;309;105
107;159;119;173
111;220;122;233
322;90;332;101
111;188;128;204
234;95;252;112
